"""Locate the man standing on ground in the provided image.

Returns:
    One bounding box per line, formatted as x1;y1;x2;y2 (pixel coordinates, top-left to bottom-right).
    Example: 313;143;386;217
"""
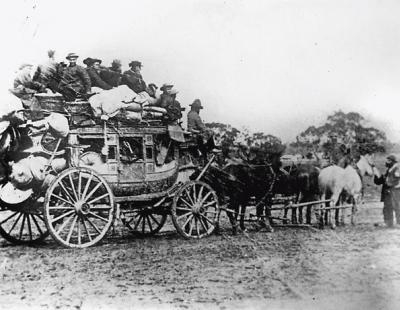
373;154;400;227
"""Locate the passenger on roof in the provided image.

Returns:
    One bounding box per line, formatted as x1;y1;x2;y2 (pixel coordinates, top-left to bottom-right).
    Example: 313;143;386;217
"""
84;58;112;90
100;59;123;87
121;60;146;93
58;53;91;100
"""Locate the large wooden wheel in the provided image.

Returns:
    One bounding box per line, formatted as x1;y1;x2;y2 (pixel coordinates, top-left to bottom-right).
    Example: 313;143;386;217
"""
0;205;49;245
171;180;219;239
44;167;114;248
122;207;167;236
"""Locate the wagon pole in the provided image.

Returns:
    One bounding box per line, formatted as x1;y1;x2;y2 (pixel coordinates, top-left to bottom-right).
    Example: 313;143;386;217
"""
195;154;216;181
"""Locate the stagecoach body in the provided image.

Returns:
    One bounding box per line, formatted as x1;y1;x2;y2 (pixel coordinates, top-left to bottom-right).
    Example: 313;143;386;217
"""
0;99;220;248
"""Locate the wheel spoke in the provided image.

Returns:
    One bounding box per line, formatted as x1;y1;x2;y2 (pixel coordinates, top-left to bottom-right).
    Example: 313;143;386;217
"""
182;214;193;230
200;191;212;205
77;218;81;245
0;211;18;225
179;198;193;209
51;210;75;224
88;211;109;223
184;188;195;205
31;214;44;235
149;214;160;226
126;212;140;225
83;182;103;203
85;217;101;235
176;206;192;212
7;212;23;235
200;214;216;227
77;171;82;200
56;213;75;235
26;215;33;241
50;194;75;207
199;216;211;233
146;215;153;232
142;214;146;233
188;217;195;236
86;193;109;205
90;205;112;210
66;215;78;244
81;172;94;200
203;200;217;208
81;217;92;241
177;211;192;220
192;184;197;204
197;185;204;202
18;214;26;240
195;217;200;237
132;215;143;231
59;180;76;204
68;173;79;201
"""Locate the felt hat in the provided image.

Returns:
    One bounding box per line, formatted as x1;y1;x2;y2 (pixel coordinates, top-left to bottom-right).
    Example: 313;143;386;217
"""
129;60;142;68
190;99;203;109
66;52;79;60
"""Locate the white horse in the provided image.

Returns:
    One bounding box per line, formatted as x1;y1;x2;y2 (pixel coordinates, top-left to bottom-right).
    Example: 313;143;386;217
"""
318;154;374;227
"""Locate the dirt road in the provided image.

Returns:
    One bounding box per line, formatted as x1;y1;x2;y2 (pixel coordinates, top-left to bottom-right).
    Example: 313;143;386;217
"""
1;201;400;310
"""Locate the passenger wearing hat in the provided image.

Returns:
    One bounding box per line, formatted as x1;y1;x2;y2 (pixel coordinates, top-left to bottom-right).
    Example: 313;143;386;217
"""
187;99;217;158
120;60;147;93
187;99;206;133
84;58;112;90
99;59;123;88
58;53;91;100
373;154;400;227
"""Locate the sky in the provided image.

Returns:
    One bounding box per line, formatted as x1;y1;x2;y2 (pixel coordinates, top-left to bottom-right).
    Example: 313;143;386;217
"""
1;0;400;142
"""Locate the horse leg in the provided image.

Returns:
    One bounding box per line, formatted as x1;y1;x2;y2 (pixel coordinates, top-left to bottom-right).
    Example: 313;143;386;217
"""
256;202;274;232
297;192;303;224
226;203;239;235
239;204;246;232
329;193;341;229
351;197;357;226
317;193;326;229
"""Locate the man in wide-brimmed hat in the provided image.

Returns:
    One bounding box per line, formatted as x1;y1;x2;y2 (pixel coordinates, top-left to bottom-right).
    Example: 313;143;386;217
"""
187;99;205;133
187;99;218;159
120;60;147;93
84;58;112;90
374;154;400;227
58;53;91;100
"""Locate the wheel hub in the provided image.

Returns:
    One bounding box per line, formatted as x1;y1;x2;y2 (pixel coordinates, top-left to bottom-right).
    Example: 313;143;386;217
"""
75;200;90;215
192;202;203;215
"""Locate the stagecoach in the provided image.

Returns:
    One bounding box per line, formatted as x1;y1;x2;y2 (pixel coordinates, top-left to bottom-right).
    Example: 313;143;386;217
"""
0;97;220;248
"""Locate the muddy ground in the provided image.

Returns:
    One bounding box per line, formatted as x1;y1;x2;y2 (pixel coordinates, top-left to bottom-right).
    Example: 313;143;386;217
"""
1;200;400;310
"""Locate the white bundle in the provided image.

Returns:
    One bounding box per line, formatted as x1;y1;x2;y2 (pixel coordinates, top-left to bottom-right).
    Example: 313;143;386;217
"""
89;85;139;118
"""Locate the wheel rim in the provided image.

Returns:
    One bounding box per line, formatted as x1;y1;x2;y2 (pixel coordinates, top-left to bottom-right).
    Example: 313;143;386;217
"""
172;181;219;239
0;209;49;245
44;168;114;248
122;208;167;236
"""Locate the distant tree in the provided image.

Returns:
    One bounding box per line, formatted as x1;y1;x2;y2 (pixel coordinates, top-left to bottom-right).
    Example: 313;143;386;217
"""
205;123;285;163
291;111;387;158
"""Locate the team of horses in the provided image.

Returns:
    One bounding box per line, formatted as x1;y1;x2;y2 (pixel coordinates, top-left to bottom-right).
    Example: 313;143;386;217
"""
195;145;375;233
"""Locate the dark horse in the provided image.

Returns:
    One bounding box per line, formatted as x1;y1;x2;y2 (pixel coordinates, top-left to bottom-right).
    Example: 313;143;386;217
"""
194;153;282;234
277;163;320;224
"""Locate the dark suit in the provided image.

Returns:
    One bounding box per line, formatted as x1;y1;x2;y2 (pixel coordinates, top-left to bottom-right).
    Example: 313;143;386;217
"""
121;70;146;93
87;67;112;90
374;164;400;226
